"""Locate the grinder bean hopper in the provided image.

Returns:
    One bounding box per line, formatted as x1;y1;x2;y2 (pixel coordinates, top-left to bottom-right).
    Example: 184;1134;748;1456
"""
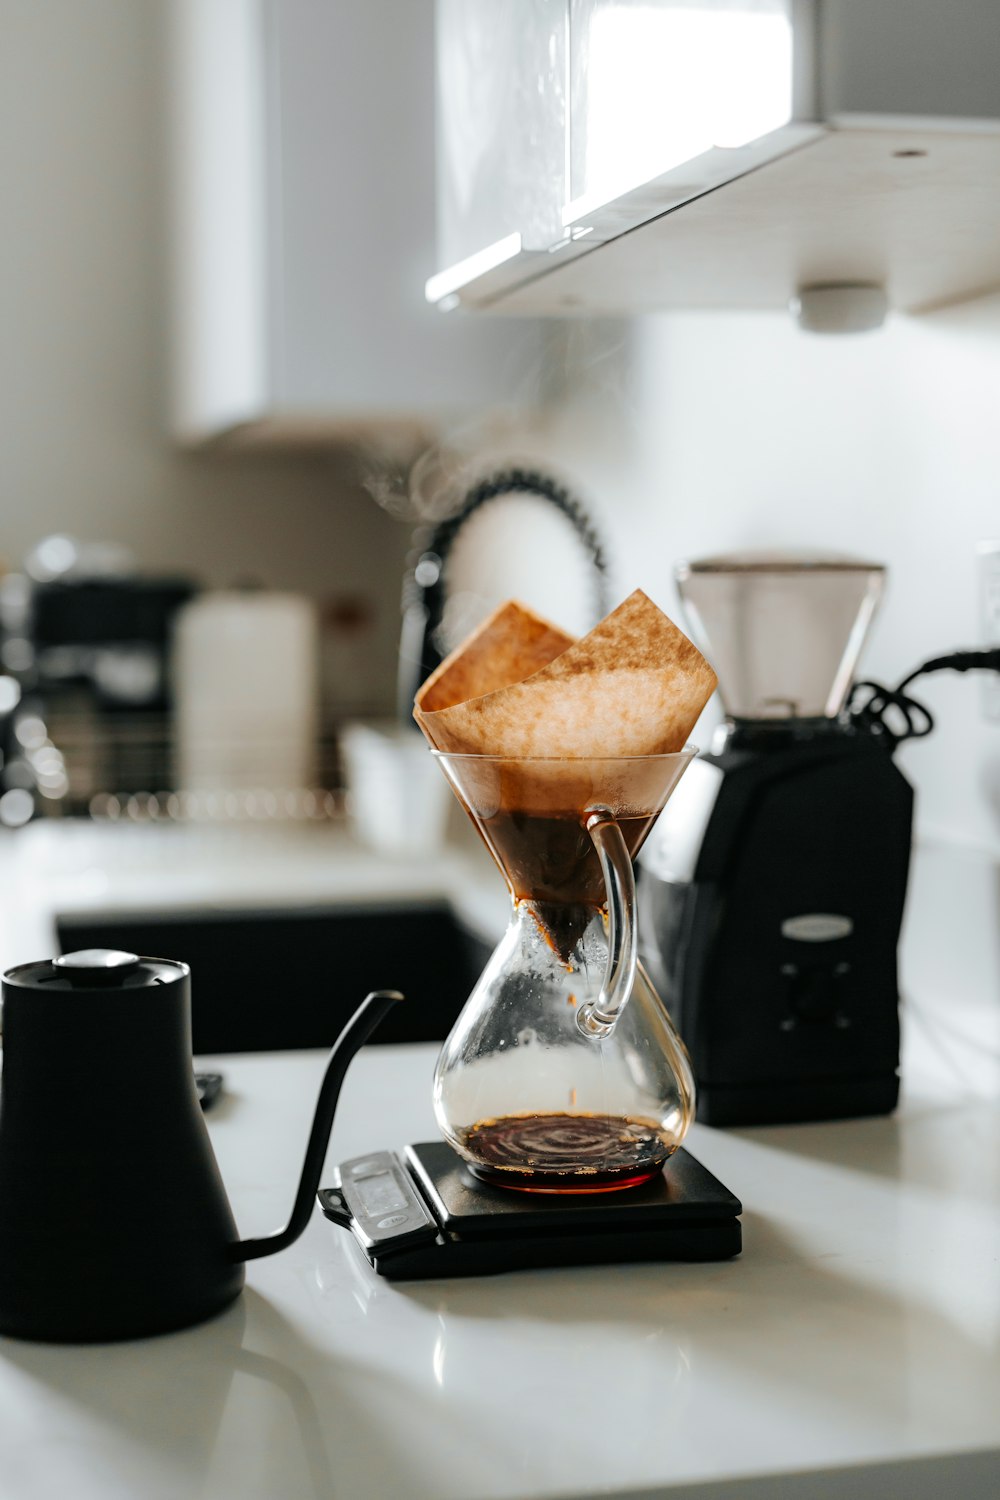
638;551;912;1126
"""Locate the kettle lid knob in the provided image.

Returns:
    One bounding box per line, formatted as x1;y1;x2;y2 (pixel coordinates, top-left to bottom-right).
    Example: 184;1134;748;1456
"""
53;950;142;986
54;949;140;972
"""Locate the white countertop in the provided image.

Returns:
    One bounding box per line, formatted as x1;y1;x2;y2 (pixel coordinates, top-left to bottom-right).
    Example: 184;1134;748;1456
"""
0;819;511;970
1;1034;999;1500
0;822;999;1498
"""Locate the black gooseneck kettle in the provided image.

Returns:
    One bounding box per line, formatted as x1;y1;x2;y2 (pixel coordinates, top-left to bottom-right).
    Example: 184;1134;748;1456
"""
0;950;400;1342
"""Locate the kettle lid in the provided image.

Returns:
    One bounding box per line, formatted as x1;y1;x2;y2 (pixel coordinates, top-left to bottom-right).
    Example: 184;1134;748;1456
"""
4;952;188;992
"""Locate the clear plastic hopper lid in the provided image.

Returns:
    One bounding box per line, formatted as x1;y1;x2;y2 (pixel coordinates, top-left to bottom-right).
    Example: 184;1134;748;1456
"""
675;551;886;720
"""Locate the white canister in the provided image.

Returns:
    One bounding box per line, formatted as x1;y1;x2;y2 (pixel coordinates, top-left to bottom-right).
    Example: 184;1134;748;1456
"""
339;722;450;858
173;592;318;793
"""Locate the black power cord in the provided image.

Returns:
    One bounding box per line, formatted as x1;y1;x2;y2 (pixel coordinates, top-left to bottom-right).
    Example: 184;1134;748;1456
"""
848;647;1000;746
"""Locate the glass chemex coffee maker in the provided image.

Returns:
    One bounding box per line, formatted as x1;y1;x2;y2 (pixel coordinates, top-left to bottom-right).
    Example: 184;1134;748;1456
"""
638;551;914;1128
431;751;697;1192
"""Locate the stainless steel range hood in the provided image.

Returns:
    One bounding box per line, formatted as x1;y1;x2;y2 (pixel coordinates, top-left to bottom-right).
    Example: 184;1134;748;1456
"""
427;0;1000;319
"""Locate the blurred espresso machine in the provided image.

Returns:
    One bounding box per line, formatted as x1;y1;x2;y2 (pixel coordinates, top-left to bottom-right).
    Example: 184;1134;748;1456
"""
638;553;912;1126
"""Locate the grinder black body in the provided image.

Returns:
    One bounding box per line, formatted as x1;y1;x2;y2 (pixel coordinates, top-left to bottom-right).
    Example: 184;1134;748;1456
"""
639;718;913;1126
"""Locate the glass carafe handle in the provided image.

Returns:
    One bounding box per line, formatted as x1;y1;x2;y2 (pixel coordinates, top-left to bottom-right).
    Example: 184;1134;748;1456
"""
577;808;638;1039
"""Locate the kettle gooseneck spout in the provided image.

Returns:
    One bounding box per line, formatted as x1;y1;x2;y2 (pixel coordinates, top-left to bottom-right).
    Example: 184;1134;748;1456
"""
234;988;403;1262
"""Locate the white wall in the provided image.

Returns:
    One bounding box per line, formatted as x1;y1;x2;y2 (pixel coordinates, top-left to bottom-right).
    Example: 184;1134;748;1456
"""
497;301;1000;857
0;0;409;715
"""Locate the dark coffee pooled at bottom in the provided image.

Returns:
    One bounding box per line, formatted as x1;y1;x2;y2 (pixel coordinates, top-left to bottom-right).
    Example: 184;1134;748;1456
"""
460;1112;675;1193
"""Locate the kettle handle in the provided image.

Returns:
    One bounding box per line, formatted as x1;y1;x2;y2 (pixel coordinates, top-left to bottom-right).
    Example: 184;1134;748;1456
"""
233;989;403;1262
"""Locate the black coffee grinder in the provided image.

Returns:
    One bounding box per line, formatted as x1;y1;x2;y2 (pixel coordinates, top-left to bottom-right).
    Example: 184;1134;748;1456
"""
638;551;997;1128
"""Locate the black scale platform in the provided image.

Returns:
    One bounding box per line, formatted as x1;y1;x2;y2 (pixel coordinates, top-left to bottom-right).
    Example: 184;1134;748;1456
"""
319;1141;742;1280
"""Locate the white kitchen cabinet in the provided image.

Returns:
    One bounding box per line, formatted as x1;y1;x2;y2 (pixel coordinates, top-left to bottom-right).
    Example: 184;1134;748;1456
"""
429;0;1000;318
433;0;569;279
168;0;541;447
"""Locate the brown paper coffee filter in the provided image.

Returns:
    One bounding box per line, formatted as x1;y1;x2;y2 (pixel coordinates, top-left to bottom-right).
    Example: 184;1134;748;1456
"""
415;601;574;723
415;589;717;761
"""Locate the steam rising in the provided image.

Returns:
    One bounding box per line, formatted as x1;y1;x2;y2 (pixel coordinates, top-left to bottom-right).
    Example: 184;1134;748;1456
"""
358;321;636;667
355;321;635;528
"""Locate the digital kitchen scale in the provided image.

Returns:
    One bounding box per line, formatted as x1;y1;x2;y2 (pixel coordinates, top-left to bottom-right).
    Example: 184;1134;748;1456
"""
318;1142;742;1280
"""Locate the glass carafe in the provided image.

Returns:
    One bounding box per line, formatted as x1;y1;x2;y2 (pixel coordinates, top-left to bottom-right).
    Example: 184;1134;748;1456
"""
432;752;696;1193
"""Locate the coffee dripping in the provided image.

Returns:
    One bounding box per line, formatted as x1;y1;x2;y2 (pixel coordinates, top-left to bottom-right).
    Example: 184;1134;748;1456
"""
479;805;658;956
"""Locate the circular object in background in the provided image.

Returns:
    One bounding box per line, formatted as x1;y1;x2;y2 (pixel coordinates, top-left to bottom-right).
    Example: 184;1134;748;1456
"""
790;283;889;334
